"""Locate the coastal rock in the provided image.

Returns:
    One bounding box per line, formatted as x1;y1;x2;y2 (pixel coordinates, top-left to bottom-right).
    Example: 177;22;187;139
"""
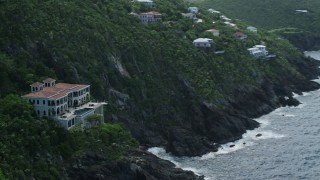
167;128;218;157
67;150;203;180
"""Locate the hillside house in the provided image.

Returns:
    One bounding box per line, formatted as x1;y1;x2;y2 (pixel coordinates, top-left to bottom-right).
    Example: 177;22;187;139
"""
181;13;196;20
193;38;214;48
188;7;199;14
220;15;231;21
247;45;268;58
136;0;156;8
208;8;220;14
247;26;257;33
23;78;107;130
234;32;247;40
224;21;237;28
206;29;220;36
138;11;162;24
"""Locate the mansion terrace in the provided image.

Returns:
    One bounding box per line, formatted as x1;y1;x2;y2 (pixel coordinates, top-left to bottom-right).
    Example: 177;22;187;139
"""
23;78;106;130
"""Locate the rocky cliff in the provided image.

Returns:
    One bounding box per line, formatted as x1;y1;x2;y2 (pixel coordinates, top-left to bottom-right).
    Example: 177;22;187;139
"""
108;56;320;157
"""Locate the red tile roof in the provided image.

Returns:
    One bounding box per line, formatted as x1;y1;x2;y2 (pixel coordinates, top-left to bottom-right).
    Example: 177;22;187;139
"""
206;29;219;32
23;83;89;100
43;78;56;83
141;11;161;15
234;32;246;36
30;82;43;87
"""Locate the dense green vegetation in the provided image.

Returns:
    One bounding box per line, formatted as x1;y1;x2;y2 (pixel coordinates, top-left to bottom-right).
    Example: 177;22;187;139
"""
198;0;320;32
0;0;307;105
0;0;314;178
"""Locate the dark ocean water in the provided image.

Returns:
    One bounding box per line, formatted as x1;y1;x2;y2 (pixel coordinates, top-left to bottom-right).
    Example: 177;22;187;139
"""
149;51;320;180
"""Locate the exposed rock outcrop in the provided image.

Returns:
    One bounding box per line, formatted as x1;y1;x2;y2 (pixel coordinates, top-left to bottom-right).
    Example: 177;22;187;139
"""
67;150;203;180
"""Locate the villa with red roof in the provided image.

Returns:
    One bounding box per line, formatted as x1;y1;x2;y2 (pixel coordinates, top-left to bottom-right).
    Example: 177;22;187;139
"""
23;78;106;130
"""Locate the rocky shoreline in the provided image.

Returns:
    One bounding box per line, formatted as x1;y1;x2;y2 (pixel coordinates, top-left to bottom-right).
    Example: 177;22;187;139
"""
67;149;203;180
103;52;320;179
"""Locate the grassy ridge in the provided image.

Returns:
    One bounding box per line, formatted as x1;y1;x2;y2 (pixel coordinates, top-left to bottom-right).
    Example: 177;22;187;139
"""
199;0;320;32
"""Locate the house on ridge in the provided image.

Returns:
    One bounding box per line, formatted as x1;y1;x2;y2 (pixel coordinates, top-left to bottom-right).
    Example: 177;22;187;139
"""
23;78;107;130
208;8;220;14
136;0;156;8
138;11;162;25
181;13;196;20
193;38;214;48
206;29;220;37
220;15;231;21
224;21;237;29
247;26;257;33
233;32;247;40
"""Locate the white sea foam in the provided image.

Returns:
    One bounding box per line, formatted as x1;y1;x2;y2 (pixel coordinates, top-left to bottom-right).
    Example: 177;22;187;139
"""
204;176;216;180
302;92;311;96
147;147;202;175
200;128;286;159
148;147;181;166
312;78;320;83
293;93;300;98
292;103;306;108
255;117;271;127
304;50;320;60
274;112;296;117
214;140;255;155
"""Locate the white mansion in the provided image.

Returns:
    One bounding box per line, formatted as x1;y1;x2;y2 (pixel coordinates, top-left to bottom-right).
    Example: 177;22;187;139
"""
23;78;106;129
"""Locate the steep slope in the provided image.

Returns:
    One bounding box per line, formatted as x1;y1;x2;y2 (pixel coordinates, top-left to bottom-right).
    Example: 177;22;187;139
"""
1;0;320;178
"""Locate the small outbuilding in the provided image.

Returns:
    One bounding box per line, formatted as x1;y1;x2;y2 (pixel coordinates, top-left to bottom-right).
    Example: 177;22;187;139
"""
247;26;257;33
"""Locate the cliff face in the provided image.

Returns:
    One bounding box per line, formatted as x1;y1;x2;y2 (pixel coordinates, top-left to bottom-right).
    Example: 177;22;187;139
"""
109;56;320;157
283;32;320;51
